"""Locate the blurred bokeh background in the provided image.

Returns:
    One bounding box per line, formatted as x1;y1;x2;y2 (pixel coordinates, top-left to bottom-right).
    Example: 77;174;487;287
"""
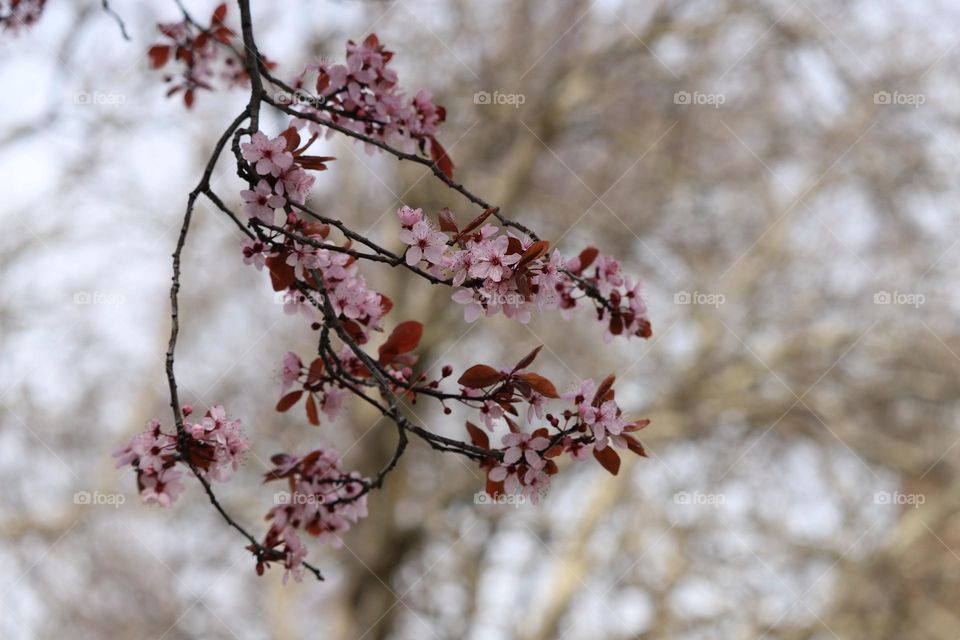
3;0;960;638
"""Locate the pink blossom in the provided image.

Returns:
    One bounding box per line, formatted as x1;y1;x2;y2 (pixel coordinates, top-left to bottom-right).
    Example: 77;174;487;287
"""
241;238;273;270
240;179;285;221
282;528;307;584
501;432;550;468
279;351;302;395
397;205;423;228
140;468;185;508
399;220;448;266
469;236;520;283
278;167;315;205
241;132;294;177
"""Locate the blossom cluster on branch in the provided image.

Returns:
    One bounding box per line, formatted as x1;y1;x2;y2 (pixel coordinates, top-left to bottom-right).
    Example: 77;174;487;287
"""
96;0;657;583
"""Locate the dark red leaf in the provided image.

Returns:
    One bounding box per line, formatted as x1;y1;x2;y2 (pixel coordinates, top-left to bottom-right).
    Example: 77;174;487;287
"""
593;446;621;475
457;364;503;388
577;247;599;272
465;421;489;449
513;345;543;371
148;45;170;69
621;434;648;457
276;391;303;412
305;394;320;426
429;136;454;179
211;3;227;24
516;372;559;398
297;155;336;171
280;127;300;153
266;254;296;291
593;373;616;405
307;358;325;385
437;207;459;234
516;240;550;269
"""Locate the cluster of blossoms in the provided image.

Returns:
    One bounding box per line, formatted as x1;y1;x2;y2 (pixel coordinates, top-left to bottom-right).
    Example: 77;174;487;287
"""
147;3;275;108
452;350;650;505
112;405;250;507
258;447;369;582
241;213;389;342
287;33;450;168
396;206;652;341
239;127;332;216
0;0;44;33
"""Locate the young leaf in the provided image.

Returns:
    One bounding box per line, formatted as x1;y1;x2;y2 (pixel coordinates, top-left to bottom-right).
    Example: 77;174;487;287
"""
516;372;559;398
465;421;489;449
305;394;320;426
457;364;503;388
513;345;543;371
593;446;621;475
276;390;303;412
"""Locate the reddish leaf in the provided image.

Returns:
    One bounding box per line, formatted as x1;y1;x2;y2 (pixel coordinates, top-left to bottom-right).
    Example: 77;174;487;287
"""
486;476;504;498
266;254;296;291
504;415;522;434
593;373;616;405
305;394;320;426
465;421;489;449
621;433;648;457
455;207;499;242
517;372;559;398
516;240;550;269
183;89;195;109
578;247;599;272
379;320;423;363
457;364;503;388
280;127;300;152
380;295;394;316
625;418;650;433
148;45;170;69
363;33;381;49
506;236;523;256
593;446;621;475
438;208;459;234
297;155;336;171
211;3;228;24
307;358;325;385
513;345;543;371
429;136;454;179
276;391;303;412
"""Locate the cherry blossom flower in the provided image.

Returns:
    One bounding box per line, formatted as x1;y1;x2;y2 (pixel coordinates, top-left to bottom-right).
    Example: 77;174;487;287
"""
279;351;302;395
397;205;423;228
241;238;273;270
469;235;520;283
399;220;448;266
140;468;185;508
242;132;294;177
241;179;285;221
502;432;550;468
